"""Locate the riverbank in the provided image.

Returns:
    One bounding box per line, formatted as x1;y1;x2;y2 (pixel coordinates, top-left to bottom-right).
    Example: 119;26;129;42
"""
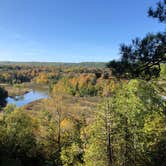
0;82;49;98
0;84;30;97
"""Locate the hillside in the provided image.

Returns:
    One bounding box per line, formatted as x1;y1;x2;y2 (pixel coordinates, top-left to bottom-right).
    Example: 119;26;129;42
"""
0;61;106;68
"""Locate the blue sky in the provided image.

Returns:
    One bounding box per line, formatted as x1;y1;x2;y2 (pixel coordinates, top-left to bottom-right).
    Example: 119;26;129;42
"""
0;0;165;62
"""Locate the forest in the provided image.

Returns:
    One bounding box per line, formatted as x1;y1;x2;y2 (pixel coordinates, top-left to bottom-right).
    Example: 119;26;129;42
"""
0;1;166;166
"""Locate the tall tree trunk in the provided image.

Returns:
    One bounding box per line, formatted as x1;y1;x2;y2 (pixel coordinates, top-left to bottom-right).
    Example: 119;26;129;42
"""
123;117;130;166
57;106;62;166
106;101;113;166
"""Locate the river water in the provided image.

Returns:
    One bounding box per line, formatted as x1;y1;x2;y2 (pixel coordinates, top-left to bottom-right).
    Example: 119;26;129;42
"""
6;89;48;107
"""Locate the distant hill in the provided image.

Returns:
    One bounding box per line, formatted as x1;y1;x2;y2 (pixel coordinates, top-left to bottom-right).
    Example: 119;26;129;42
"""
0;61;106;68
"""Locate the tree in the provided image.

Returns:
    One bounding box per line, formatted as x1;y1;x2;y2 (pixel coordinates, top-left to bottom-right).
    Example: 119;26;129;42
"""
107;33;166;80
83;104;109;166
43;95;83;165
0;87;8;107
61;143;83;166
148;0;166;23
0;108;41;165
107;1;166;80
150;134;166;166
83;80;166;166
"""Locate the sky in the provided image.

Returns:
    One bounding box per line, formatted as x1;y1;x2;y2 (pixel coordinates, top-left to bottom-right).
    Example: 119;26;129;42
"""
0;0;165;62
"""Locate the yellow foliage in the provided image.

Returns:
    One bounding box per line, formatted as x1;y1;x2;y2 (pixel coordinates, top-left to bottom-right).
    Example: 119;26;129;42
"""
61;118;74;130
35;73;49;84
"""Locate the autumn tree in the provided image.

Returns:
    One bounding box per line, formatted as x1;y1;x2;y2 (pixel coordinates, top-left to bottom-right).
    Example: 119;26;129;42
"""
0;107;41;165
83;80;166;166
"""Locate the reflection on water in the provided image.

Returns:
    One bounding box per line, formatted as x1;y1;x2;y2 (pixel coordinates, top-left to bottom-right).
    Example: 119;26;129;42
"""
7;89;48;107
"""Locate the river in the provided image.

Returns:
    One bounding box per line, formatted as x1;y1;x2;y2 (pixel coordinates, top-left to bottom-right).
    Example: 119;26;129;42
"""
7;89;49;107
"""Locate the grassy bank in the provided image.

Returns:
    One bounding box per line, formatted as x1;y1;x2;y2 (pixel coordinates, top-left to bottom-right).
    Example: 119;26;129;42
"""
24;95;102;123
0;84;30;97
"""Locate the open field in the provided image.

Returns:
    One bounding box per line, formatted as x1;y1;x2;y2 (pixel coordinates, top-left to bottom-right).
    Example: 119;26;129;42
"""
23;95;102;124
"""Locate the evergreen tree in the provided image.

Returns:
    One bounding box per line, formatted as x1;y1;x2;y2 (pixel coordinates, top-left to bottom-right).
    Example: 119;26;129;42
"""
107;1;166;80
83;80;166;166
148;0;166;23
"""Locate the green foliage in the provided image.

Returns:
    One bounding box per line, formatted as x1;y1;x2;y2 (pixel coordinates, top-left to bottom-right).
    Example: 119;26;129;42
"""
148;0;166;23
52;73;115;97
107;32;166;80
83;111;108;166
0;108;39;164
160;64;166;80
0;79;165;166
61;143;83;166
107;0;166;80
83;80;166;166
